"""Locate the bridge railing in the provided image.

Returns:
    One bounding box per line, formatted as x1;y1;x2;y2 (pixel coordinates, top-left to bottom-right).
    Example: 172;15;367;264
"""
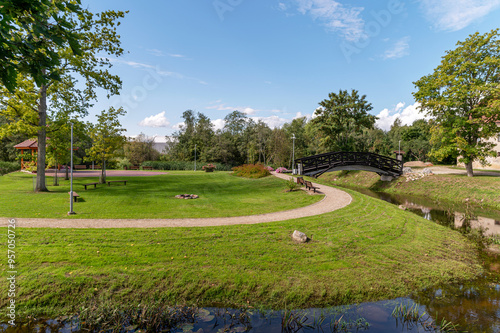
295;151;403;176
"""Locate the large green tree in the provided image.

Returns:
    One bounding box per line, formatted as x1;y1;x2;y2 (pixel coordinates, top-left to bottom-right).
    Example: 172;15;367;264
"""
313;89;377;152
414;29;500;177
0;0;84;91
85;107;126;183
0;7;126;191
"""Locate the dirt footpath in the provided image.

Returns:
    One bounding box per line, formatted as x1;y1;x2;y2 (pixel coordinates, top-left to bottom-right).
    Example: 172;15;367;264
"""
0;172;352;228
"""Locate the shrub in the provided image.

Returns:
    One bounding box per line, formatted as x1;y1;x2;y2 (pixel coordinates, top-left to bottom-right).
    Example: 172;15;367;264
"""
285;177;300;191
0;161;21;175
202;163;216;171
232;163;271;178
265;166;274;171
275;167;290;173
142;161;233;171
115;157;132;170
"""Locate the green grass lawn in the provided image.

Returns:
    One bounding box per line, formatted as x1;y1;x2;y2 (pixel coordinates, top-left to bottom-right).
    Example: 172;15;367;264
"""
319;170;500;211
0;171;322;219
0;188;483;318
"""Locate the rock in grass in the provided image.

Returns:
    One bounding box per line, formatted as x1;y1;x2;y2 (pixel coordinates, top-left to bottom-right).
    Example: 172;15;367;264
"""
292;230;308;243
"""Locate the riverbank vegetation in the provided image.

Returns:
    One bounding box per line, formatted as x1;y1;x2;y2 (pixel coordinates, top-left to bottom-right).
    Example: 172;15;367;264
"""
317;170;500;211
0;188;483;319
0;171;321;219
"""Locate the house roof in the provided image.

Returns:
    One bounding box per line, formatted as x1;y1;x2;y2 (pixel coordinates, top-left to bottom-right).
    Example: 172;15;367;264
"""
14;139;38;149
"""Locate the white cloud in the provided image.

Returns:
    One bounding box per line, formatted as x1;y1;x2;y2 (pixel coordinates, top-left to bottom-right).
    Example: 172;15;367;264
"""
172;122;184;130
139;111;171;128
147;49;164;57
211;119;226;131
206;103;257;115
293;112;312;120
251;115;288;129
383;36;410;59
295;0;365;41
278;2;287;11
168;53;186;58
375;102;427;131
418;0;500;31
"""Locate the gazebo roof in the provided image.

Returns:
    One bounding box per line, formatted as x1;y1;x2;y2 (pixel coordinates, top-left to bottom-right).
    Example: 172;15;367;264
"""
14;139;38;149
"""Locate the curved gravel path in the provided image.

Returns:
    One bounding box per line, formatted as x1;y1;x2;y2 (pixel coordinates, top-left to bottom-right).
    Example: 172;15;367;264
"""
0;173;352;228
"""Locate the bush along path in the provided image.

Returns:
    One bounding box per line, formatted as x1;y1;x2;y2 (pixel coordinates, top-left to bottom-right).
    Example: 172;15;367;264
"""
0;172;351;228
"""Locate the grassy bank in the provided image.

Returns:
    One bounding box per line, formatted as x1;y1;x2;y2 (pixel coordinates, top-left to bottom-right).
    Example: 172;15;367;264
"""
0;171;321;219
0;188;483;319
317;170;500;211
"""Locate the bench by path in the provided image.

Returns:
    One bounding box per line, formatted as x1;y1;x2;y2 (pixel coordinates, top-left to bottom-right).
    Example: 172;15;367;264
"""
83;182;99;190
68;191;79;202
0;172;352;228
107;180;127;186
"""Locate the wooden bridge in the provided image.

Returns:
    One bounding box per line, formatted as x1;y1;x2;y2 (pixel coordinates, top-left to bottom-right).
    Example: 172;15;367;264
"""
295;151;403;179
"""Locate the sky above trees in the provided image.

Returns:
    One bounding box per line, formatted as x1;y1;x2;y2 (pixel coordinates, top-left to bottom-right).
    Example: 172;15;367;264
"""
82;0;500;137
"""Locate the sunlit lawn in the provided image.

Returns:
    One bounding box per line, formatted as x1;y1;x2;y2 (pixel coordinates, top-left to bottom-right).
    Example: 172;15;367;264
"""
0;171;322;219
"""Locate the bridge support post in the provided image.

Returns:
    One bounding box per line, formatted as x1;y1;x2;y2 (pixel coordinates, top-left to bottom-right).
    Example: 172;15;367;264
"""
380;175;394;182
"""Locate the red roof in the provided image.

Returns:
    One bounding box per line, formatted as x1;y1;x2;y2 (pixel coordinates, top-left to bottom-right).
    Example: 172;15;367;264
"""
14;139;38;149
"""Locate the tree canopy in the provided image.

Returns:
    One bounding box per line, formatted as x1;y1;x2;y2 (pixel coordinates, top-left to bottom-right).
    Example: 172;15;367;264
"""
312;89;377;152
413;29;500;176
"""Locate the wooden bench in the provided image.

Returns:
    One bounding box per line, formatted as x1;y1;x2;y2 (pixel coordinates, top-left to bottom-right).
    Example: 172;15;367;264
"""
129;166;140;170
304;180;319;193
93;165;102;170
107;180;127;186
296;177;305;185
68;191;79;202
142;166;153;170
74;165;87;170
82;182;99;190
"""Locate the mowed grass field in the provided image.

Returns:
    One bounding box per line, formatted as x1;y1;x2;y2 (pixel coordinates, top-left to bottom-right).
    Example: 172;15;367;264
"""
0;188;483;318
0;171;322;219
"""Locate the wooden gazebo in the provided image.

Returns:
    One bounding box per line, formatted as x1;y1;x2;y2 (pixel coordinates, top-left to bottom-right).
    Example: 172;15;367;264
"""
14;139;38;169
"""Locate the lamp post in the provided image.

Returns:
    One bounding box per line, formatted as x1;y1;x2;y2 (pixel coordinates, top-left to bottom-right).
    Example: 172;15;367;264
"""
194;144;197;171
291;134;296;174
68;122;76;215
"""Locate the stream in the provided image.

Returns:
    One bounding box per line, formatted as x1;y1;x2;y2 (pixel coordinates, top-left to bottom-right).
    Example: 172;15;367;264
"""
3;188;500;332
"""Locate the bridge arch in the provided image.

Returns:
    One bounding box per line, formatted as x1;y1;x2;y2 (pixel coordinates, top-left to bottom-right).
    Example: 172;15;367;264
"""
295;151;403;179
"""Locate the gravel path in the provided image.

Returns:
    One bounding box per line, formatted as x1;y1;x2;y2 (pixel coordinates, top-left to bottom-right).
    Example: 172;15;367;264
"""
0;172;352;228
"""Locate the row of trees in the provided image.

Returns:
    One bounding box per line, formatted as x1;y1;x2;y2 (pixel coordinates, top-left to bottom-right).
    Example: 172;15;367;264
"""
164;104;434;169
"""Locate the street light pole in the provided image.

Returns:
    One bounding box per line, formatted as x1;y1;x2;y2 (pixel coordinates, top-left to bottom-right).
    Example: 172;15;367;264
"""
292;134;296;174
68;122;75;215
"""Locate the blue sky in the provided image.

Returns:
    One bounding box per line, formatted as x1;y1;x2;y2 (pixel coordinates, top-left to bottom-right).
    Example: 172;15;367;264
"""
83;0;500;139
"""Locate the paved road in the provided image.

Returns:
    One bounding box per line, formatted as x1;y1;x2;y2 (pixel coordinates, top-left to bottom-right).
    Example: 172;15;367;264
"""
0;172;352;228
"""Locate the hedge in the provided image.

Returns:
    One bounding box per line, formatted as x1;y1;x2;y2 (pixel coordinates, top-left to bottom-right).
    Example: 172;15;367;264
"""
141;161;233;171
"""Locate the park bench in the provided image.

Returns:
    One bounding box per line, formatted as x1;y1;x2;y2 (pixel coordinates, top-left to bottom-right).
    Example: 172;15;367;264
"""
142;166;153;170
74;165;87;170
129;166;140;170
82;182;99;190
93;165;102;170
296;177;305;185
68;191;79;202
107;180;127;186
304;180;319;193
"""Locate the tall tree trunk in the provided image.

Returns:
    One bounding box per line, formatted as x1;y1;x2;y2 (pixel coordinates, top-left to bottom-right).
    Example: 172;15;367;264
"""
53;157;59;186
466;161;474;177
36;83;49;192
65;163;69;180
100;158;106;183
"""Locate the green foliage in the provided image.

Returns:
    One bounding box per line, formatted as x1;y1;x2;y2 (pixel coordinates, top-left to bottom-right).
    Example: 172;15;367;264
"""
115;157;132;170
0;161;21;175
232;163;271;178
142;161;233;171
85;107;127;183
0;0;84;91
285;177;301;192
413;29;500;176
124;134;160;165
313;89;377;152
